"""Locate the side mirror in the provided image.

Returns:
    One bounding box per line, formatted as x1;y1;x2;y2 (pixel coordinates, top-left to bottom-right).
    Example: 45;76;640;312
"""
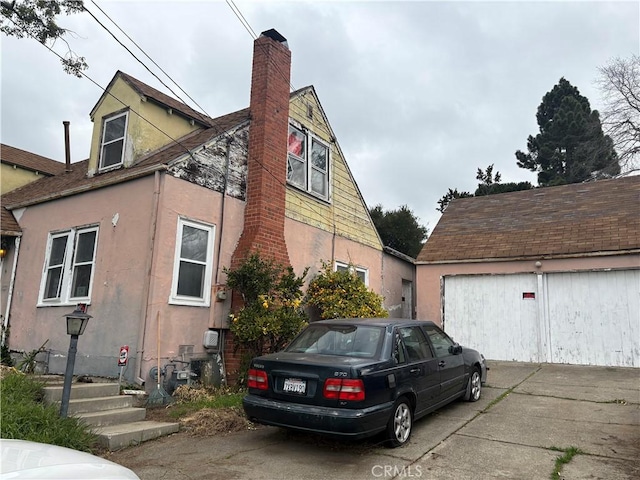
449;343;463;355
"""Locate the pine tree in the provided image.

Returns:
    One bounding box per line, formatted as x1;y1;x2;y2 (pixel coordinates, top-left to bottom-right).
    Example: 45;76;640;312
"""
516;78;620;186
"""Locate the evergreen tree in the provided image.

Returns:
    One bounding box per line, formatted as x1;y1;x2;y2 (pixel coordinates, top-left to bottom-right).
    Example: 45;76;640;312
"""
369;204;428;258
516;78;620;186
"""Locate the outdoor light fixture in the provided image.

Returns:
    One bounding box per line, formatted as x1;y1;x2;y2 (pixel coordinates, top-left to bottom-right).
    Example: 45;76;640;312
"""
65;306;92;336
60;305;92;417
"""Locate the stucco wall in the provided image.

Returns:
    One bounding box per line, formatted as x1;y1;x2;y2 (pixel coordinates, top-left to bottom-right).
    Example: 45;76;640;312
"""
416;254;640;325
6;176;156;379
382;253;415;318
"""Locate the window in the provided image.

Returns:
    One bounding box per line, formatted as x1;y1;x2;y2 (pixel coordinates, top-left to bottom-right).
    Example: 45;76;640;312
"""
398;326;433;362
335;261;369;285
170;218;214;306
425;325;455;358
287;124;329;200
39;227;99;305
99;111;128;171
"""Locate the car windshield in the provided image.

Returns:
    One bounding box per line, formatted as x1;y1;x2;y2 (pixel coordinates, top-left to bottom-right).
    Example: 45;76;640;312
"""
286;324;383;358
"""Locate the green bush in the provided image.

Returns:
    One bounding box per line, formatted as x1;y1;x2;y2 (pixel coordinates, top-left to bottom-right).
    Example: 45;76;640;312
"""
306;261;388;319
0;370;97;452
225;253;308;383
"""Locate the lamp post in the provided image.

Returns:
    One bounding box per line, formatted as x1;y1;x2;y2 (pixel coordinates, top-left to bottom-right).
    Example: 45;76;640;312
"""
60;305;92;418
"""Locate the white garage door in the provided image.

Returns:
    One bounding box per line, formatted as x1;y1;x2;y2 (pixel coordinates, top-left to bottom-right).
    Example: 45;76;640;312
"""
443;270;640;367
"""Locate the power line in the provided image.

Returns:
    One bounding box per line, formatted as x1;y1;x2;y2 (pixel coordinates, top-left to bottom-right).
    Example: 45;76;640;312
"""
82;3;208;120
10;11;359;236
225;0;258;39
87;0;210;117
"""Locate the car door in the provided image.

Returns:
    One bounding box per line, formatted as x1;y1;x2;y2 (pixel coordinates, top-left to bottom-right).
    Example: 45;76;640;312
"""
423;324;465;402
397;326;440;416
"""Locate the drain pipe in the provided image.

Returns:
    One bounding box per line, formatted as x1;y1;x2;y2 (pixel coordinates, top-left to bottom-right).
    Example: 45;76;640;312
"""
135;170;162;385
2;237;21;346
209;139;232;385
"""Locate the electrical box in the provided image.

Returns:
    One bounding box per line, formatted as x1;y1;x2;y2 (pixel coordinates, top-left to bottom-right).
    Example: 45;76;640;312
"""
203;329;219;351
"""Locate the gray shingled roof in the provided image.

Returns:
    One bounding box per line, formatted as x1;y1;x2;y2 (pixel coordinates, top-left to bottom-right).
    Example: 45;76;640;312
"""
417;175;640;263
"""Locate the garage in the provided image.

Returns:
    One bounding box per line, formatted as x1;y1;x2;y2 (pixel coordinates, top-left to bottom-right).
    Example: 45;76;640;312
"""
443;270;640;367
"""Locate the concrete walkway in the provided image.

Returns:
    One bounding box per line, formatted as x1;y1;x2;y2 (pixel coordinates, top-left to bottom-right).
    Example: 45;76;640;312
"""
106;362;640;480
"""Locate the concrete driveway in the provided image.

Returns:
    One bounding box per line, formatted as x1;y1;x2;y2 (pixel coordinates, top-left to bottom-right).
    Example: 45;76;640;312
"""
107;362;640;480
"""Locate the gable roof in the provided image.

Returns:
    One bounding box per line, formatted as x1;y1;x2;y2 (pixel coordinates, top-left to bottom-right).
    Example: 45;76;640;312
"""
1;144;66;176
1;76;327;211
89;71;213;127
417;176;640;263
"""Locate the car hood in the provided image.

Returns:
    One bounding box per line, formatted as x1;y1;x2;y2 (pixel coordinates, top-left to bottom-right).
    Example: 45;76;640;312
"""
0;439;139;479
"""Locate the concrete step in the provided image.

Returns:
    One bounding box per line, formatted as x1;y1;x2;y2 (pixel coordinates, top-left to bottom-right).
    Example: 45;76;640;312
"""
43;383;120;403
77;407;147;427
94;421;180;451
51;395;134;415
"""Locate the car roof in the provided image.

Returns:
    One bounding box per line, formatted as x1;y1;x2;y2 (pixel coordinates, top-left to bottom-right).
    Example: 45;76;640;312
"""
312;318;437;328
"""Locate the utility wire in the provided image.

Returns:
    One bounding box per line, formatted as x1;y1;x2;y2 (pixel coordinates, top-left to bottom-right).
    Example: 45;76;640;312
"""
226;0;258;39
10;11;351;232
87;0;210;117
82;3;208;120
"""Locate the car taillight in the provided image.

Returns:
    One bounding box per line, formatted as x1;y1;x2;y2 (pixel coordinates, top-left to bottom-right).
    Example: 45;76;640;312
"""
247;369;268;390
323;378;365;401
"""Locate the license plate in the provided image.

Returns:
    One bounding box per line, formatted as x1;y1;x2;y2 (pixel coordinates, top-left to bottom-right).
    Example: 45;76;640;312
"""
283;378;306;395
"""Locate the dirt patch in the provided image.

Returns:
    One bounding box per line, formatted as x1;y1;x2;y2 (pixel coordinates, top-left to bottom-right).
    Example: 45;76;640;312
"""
145;405;259;436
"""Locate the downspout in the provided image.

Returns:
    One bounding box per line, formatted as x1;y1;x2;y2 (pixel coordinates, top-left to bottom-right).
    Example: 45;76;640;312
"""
2;237;21;346
135;170;162;384
210;139;232;385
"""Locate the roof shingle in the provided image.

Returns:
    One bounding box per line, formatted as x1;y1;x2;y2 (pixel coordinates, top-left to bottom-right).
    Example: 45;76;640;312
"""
417;176;640;263
1;144;66;176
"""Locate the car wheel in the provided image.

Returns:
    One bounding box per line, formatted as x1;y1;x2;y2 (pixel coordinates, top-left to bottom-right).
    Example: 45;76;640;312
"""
464;367;482;402
386;396;412;447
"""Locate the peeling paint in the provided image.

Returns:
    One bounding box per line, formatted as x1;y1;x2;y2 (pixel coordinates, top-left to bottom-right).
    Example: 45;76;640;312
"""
169;125;248;200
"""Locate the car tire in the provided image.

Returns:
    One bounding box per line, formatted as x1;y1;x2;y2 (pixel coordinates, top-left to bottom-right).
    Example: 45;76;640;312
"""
385;396;412;447
464;367;482;402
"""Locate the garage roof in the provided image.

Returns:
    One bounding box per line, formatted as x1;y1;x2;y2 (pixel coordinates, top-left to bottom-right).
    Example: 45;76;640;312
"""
418;175;640;263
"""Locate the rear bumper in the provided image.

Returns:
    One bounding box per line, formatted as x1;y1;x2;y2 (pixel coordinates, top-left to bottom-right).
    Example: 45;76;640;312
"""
243;395;393;440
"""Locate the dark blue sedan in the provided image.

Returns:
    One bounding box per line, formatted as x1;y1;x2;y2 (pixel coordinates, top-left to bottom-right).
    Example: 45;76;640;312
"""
243;318;488;447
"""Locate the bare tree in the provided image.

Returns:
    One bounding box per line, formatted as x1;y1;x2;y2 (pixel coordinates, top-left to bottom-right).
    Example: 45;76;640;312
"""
597;55;640;170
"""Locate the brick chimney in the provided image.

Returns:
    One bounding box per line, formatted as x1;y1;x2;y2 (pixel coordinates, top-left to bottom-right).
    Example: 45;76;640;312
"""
231;29;292;269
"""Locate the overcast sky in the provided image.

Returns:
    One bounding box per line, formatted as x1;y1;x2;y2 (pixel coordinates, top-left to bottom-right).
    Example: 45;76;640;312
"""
1;0;638;232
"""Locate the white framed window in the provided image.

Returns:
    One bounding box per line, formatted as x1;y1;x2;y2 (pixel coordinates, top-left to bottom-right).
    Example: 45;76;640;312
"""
287;124;330;200
39;226;99;305
170;218;215;307
99;111;128;171
335;261;369;286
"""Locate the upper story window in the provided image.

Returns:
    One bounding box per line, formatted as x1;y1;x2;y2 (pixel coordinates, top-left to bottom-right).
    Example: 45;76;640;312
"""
169;218;215;307
39;226;99;306
287;124;330;200
99;111;128;171
335;261;368;286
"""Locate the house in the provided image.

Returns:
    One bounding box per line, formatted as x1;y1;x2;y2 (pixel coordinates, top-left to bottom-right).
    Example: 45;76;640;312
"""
1;144;66;194
416;175;640;367
1;144;67;340
1;29;415;387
